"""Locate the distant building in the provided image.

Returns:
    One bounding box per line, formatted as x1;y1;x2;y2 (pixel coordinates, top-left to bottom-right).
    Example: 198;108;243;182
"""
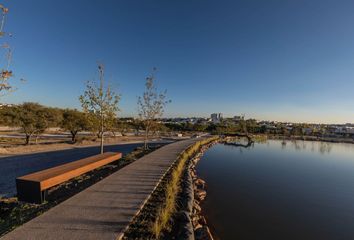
0;103;14;109
210;113;217;122
211;113;223;123
233;115;244;122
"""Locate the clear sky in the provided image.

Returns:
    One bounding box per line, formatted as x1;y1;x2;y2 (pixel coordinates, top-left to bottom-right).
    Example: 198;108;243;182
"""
2;0;354;123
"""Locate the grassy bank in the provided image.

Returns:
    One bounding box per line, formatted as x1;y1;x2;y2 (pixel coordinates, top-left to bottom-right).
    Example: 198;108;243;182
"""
123;136;219;239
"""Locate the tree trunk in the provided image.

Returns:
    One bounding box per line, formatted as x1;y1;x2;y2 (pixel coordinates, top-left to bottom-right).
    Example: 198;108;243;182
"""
100;132;104;154
71;131;77;143
100;118;104;154
144;126;149;150
25;134;31;145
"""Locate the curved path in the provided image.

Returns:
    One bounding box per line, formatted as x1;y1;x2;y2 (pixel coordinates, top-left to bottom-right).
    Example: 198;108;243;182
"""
2;138;200;240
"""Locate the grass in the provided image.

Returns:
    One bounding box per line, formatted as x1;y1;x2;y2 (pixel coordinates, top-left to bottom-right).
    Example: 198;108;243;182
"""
151;136;219;238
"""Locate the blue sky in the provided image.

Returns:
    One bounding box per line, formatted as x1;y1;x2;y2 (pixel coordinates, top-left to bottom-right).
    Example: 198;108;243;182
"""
2;0;354;123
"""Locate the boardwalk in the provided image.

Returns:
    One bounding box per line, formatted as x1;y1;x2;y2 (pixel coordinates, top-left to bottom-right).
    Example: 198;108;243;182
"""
2;138;200;240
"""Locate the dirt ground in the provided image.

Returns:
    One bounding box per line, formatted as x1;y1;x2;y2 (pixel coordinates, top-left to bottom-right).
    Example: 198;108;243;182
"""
0;135;177;156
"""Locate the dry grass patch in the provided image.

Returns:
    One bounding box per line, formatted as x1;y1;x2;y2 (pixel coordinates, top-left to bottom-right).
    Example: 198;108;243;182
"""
152;136;219;238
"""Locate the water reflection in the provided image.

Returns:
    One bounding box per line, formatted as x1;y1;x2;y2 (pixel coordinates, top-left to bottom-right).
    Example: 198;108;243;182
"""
319;142;332;154
281;140;286;149
227;139;333;154
262;140;334;154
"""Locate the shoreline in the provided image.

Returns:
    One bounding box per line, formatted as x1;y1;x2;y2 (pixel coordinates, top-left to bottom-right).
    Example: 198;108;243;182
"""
266;134;354;144
188;139;219;240
187;135;354;240
121;137;218;239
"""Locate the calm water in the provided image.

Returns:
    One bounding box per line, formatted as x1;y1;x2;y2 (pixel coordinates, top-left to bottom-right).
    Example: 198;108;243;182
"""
197;140;354;240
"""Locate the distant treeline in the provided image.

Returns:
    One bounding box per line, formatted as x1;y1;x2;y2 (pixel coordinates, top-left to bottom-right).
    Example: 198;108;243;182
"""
0;102;144;144
1;103;349;145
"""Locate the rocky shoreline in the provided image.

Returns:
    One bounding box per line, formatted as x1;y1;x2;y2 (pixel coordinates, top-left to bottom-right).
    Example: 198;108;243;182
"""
188;140;219;240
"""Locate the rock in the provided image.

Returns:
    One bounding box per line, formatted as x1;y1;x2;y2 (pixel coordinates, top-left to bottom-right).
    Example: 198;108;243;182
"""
194;178;206;189
194;223;203;230
179;170;194;215
195;189;207;201
191;172;198;180
194;226;214;240
199;216;207;225
192;215;200;226
193;202;201;213
176;211;195;240
193;157;200;164
195;178;205;185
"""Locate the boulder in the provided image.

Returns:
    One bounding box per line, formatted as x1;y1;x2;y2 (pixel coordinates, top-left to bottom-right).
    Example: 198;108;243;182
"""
181;171;194;213
194;226;214;240
194;178;206;189
175;211;195;240
193;202;201;213
195;189;207;201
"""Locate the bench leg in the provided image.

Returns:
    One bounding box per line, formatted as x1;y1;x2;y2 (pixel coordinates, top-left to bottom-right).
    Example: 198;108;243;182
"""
42;190;48;203
16;179;43;204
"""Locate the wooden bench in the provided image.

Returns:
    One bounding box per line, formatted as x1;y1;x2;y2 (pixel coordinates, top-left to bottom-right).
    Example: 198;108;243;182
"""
16;152;122;204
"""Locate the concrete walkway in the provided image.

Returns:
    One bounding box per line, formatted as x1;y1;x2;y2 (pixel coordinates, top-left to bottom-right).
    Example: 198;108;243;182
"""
2;138;200;240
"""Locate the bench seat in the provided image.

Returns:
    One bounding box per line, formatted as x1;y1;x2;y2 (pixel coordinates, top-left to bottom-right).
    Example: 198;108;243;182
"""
16;152;122;203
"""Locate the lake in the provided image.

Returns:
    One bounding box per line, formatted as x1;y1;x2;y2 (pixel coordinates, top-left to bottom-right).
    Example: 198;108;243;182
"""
196;140;354;240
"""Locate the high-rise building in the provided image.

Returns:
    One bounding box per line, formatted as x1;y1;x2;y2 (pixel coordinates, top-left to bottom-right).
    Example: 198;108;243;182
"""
211;113;218;121
211;113;223;123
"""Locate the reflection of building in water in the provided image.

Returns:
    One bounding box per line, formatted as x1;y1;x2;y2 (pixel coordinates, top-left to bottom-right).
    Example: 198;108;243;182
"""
288;140;332;154
319;142;332;154
291;140;301;151
281;140;287;149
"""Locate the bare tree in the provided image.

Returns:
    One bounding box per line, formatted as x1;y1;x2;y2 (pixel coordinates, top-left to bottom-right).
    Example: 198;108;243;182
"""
79;64;120;154
138;68;170;150
0;4;13;96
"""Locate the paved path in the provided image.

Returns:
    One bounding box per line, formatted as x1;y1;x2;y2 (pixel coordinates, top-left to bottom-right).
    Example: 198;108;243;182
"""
2;138;200;240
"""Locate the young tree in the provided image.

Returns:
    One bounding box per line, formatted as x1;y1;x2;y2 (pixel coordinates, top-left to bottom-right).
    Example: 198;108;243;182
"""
61;109;89;143
137;68;170;150
79;64;120;154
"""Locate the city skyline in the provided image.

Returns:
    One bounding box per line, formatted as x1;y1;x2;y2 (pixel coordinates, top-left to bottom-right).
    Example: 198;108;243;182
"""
2;0;354;124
